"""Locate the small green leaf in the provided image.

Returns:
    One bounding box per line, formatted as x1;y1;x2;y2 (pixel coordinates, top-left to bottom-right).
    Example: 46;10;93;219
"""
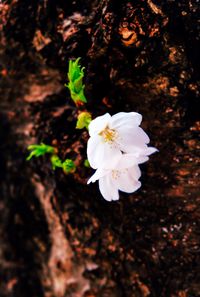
50;155;63;170
62;159;76;173
26;143;55;160
76;111;92;130
66;58;87;106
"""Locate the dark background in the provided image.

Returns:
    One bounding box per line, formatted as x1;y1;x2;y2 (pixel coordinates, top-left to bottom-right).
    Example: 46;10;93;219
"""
0;1;200;296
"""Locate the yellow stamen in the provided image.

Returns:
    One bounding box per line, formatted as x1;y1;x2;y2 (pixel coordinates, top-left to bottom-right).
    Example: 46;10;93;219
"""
112;170;120;180
99;126;117;143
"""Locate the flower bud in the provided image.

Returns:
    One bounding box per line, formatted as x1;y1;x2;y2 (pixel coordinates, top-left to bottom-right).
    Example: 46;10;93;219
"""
76;111;92;129
62;159;76;173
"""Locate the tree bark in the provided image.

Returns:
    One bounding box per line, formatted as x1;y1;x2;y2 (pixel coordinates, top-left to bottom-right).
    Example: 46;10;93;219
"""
0;1;200;296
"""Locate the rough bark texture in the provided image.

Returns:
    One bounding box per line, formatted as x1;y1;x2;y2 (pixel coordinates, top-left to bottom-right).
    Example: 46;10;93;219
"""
0;1;200;297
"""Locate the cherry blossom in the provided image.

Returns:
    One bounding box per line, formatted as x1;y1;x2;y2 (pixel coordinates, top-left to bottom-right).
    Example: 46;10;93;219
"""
87;111;157;201
87;112;156;169
87;154;146;201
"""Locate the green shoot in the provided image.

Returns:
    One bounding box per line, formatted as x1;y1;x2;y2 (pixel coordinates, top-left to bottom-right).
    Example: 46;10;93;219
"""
66;58;87;106
76;111;92;130
27;143;76;174
26;143;56;161
62;159;76;173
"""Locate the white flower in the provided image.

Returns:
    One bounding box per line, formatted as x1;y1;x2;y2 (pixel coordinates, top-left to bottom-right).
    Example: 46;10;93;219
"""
87;111;158;201
87;154;146;201
87;112;157;169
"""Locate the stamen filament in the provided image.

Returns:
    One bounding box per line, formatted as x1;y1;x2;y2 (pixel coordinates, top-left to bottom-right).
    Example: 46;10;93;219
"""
99;126;117;143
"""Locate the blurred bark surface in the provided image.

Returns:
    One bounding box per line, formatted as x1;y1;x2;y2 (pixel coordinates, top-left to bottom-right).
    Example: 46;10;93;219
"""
0;1;200;297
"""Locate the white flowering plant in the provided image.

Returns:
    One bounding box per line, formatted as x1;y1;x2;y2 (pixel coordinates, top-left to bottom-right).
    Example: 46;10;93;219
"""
27;58;157;202
87;112;157;201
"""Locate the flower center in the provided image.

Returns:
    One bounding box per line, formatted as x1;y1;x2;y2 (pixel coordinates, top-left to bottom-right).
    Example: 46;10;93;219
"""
99;126;117;143
111;170;120;180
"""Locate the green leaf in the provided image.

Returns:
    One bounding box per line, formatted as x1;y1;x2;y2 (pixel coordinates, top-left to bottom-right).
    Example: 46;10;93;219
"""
76;111;92;129
26;143;55;160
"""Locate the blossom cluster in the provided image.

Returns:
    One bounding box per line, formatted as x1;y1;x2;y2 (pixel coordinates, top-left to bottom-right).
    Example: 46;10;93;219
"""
87;112;157;201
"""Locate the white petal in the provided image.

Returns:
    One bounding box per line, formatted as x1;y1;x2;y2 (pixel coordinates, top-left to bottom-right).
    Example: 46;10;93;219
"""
115;167;141;193
142;146;158;156
102;144;122;169
87;135;105;169
119;179;141;193
116;126;150;154
135;127;150;144
99;175;119;201
120;126;150;145
128;165;142;180
88;113;111;137
87;135;122;169
130;145;158;159
109;112;142;129
116;154;149;169
87;168;107;184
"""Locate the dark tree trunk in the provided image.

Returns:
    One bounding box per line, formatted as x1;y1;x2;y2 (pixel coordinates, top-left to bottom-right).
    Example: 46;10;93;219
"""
0;1;200;297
